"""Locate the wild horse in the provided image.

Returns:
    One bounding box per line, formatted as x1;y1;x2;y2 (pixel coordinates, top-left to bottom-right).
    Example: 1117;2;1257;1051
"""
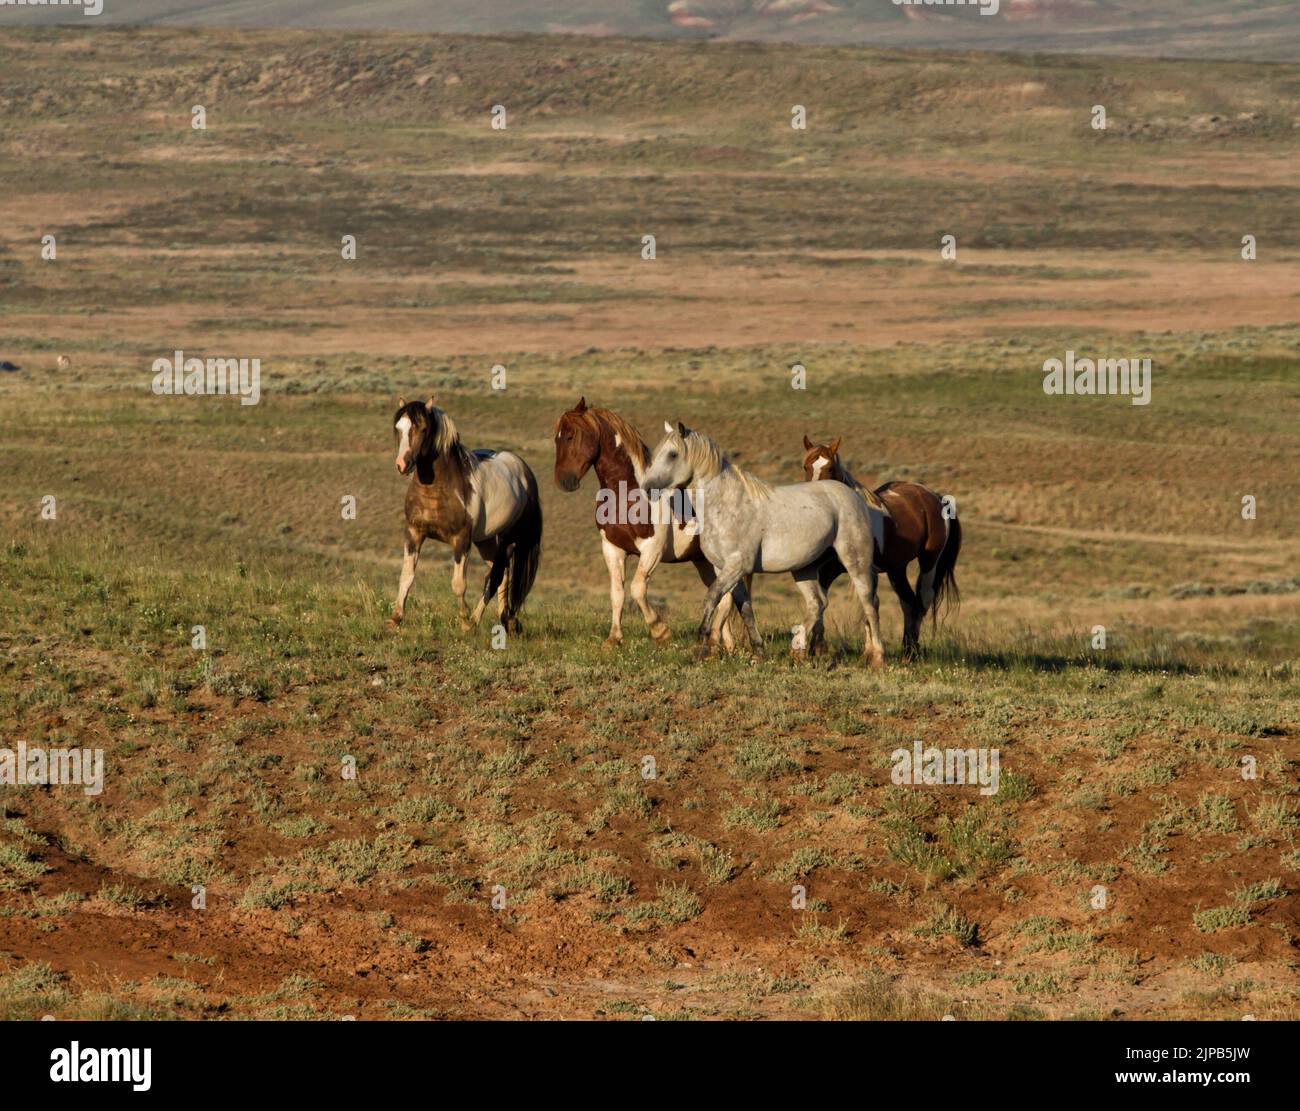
389;397;542;633
802;435;960;659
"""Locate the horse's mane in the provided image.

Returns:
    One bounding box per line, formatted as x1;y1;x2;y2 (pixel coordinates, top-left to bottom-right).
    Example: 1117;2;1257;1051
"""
592;407;651;473
832;460;867;495
422;405;479;494
833;457;889;514
685;431;773;502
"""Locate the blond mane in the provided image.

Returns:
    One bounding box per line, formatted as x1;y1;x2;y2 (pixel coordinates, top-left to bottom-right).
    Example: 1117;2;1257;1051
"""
685;431;773;501
427;405;481;494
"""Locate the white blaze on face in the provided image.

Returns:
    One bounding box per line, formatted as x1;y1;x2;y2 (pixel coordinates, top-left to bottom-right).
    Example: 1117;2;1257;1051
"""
395;415;413;471
811;456;831;479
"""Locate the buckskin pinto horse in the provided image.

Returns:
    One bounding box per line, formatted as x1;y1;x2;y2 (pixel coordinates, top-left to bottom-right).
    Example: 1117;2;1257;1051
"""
388;397;542;633
801;435;960;659
643;422;888;666
553;398;746;649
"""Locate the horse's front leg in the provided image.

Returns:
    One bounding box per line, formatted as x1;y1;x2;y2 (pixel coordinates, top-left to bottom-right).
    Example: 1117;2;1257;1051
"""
696;562;744;659
389;530;425;627
630;528;671;643
693;560;731;651
601;533;629;648
729;575;762;659
451;534;474;630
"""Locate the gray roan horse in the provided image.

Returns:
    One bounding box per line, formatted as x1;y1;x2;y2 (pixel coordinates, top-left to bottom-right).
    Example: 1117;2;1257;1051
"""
641;422;889;665
389;397;542;633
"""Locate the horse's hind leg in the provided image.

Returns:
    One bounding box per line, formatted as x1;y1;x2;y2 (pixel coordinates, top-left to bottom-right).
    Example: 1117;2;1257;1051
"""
915;556;939;619
469;540;506;631
495;566;514;630
839;554;884;669
390;530;425;627
888;567;922;661
913;505;949;633
791;568;827;661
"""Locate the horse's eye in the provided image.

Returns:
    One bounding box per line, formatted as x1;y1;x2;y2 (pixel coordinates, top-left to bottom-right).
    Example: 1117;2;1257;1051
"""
667;450;678;460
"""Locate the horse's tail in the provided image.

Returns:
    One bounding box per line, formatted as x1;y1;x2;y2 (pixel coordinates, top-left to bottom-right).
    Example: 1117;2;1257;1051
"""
506;464;543;617
930;510;961;626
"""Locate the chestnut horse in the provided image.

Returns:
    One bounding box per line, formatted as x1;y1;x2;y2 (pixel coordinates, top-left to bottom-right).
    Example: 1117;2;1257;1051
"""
802;436;960;659
389;397;542;633
554;398;745;648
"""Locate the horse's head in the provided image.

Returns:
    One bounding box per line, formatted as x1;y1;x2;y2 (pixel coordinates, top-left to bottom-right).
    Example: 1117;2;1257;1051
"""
642;421;695;500
553;397;600;492
392;396;440;475
802;434;842;483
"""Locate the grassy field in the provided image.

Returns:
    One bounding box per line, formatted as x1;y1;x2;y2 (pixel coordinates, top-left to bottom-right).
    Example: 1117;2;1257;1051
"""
0;26;1297;1020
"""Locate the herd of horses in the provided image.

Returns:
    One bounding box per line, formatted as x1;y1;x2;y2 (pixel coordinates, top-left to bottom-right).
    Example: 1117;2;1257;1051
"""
389;397;961;665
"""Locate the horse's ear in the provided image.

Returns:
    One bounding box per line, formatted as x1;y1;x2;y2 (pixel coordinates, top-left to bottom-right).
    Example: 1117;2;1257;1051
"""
397;396;406;409
663;421;674;436
425;395;436;411
829;436;841;455
576;396;587;412
803;434;814;451
676;420;690;438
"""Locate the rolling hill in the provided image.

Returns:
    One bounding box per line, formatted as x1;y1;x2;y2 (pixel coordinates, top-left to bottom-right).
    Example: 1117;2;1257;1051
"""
6;0;1300;62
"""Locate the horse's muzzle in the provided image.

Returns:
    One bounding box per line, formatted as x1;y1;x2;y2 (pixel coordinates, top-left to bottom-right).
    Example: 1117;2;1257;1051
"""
395;457;410;475
556;472;579;492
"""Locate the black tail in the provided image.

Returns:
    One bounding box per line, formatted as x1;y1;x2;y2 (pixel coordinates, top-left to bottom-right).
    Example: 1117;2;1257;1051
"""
930;513;961;626
505;465;543;619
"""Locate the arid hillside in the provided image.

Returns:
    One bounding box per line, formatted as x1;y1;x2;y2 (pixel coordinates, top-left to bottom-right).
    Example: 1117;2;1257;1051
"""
8;1;1300;61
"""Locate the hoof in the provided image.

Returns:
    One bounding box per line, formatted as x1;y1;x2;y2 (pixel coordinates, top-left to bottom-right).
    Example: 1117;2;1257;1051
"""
790;648;808;663
649;621;672;644
867;653;886;671
387;614;402;629
693;642;715;661
602;634;623;650
459;617;475;633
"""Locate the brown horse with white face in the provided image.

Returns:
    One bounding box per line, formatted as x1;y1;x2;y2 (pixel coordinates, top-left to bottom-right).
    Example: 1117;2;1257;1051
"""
554;398;746;649
389;397;542;634
802;435;960;659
